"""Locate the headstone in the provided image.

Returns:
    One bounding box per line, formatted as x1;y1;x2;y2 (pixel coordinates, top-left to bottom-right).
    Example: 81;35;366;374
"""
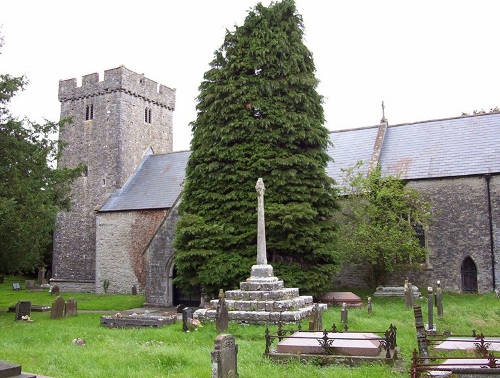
367;297;372;314
182;307;193;332
25;280;35;290
211;334;239;378
131;285;137;295
308;303;323;331
51;284;60;296
413;304;429;358
216;290;229;333
15;300;31;321
65;297;78;317
50;296;65;319
426;287;436;332
38;267;46;284
341;302;348;324
12;283;21;290
436;280;443;318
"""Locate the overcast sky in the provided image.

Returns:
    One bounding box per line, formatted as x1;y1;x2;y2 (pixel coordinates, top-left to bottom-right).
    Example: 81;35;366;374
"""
2;1;500;151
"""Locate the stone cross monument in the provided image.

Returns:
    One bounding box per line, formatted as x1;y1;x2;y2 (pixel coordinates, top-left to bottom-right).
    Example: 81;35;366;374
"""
255;178;267;265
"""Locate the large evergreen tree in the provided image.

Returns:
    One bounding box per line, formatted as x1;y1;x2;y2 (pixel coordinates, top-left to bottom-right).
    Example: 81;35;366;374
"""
174;0;340;297
0;36;85;273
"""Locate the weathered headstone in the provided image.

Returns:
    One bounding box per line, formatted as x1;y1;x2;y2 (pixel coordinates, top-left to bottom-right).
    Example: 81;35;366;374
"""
38;267;46;284
131;285;137;295
51;284;60;296
15;300;31;321
12;283;21;290
25;280;35;290
211;334;239;378
413;304;429;358
216;290;229;333
341;302;348;324
308;303;323;331
436;280;443;318
65;297;78;317
50;296;65;319
367;297;372;314
182;307;193;332
426;287;436;332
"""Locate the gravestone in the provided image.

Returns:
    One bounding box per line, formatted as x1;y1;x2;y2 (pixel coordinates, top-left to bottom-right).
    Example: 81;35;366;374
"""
436;280;443;318
211;334;239;378
182;307;193;332
24;280;35;290
50;296;65;319
38;267;46;284
131;285;137;295
426;287;436;332
340;302;348;324
12;283;21;291
51;285;60;296
216;290;229;333
65;297;78;317
413;304;429;358
367;297;372;314
15;300;31;321
309;303;322;331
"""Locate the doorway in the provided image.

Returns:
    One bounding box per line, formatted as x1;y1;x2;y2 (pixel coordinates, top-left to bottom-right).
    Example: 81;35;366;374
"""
172;266;201;307
461;256;478;293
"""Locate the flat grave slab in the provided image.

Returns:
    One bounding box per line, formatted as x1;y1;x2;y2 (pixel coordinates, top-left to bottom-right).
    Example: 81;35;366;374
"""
101;313;177;328
434;337;500;352
427;358;499;376
0;361;36;378
276;331;382;357
315;292;362;307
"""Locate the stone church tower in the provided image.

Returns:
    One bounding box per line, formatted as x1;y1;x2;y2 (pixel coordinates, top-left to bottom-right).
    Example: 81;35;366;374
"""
52;66;175;292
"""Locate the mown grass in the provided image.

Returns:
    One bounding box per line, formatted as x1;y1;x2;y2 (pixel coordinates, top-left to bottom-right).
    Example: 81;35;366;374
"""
0;275;499;377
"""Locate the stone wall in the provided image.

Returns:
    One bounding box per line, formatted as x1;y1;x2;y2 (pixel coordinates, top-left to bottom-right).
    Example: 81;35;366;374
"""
333;175;499;293
144;198;181;307
95;209;167;294
52;66;174;292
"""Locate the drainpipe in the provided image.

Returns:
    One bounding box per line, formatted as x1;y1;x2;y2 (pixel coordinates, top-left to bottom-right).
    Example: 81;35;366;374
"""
484;174;496;290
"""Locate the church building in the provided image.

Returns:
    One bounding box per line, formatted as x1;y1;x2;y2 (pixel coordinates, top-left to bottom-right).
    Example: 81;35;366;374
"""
51;67;500;305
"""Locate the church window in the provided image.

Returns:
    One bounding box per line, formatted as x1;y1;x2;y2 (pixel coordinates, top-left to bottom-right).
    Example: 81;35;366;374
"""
414;223;426;248
145;107;152;123
85;104;94;120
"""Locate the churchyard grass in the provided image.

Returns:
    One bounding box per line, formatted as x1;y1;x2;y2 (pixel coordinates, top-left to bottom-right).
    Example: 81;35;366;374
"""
1;276;499;377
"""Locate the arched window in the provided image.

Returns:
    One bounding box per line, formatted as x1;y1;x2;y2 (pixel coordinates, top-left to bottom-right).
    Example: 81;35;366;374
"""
461;256;478;293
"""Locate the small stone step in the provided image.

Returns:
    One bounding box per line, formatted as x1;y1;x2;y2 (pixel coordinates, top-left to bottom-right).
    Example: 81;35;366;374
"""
225;288;300;301
0;361;36;378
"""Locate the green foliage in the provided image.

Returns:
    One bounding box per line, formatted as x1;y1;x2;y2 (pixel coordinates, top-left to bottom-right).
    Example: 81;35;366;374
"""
174;0;340;297
0;40;85;274
336;162;432;285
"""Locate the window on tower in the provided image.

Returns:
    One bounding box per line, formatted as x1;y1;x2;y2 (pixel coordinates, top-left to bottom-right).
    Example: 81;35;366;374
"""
85;104;94;120
145;107;152;123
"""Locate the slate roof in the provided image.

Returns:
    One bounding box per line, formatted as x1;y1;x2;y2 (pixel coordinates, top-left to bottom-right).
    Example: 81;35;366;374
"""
327;112;500;182
99;150;190;212
99;113;500;212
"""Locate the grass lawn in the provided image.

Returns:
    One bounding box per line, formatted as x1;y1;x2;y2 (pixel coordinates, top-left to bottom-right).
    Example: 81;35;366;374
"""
1;275;499;377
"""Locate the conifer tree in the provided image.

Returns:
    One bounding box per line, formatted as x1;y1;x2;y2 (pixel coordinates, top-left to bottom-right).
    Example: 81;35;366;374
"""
174;0;340;297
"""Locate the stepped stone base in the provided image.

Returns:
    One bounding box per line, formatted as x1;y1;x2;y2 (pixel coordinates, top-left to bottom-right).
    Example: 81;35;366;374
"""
194;264;326;324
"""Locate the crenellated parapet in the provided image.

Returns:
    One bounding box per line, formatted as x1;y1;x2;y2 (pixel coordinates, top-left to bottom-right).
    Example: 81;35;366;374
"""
58;65;175;110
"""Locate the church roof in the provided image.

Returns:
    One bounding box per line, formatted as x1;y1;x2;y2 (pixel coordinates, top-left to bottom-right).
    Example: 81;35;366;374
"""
99;150;190;212
327;112;500;182
100;112;499;212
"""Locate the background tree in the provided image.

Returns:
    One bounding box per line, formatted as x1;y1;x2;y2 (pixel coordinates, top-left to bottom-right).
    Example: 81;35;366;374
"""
174;0;340;297
0;36;84;274
335;162;432;286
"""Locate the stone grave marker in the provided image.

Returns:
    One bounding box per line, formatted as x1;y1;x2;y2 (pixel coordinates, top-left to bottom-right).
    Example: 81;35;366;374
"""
413;304;429;358
340;302;348;324
38;267;47;284
25;280;35;290
65;297;78;317
211;334;239;378
50;296;65;319
51;284;60;296
216;290;229;333
182;307;193;332
436;280;443;318
426;287;436;332
308;303;322;331
12;283;21;290
131;285;137;295
367;297;372;314
15;300;31;321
